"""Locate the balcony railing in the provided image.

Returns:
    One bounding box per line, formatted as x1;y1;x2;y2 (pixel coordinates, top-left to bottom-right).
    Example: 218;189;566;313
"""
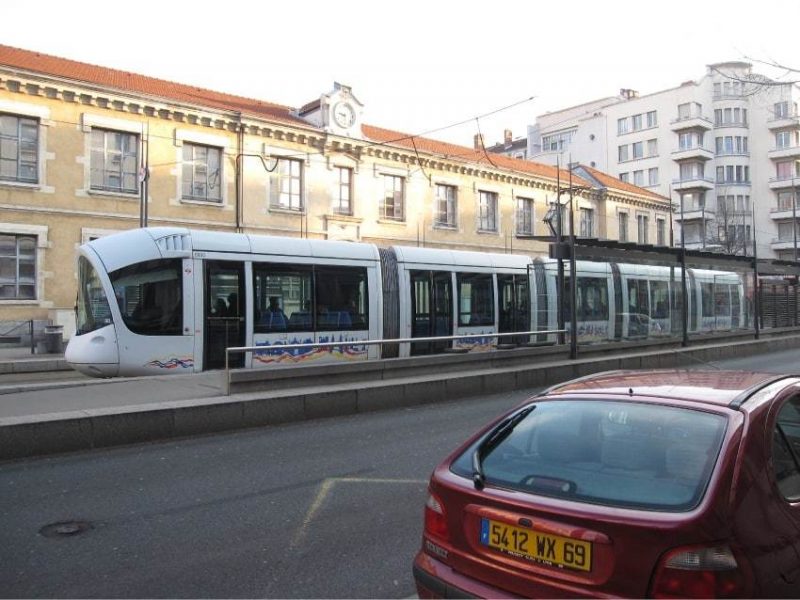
769;145;800;160
672;177;715;190
768;113;800;130
670;115;713;130
714;120;749;129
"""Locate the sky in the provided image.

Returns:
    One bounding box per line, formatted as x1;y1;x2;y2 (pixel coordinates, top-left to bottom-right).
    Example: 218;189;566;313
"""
3;0;797;148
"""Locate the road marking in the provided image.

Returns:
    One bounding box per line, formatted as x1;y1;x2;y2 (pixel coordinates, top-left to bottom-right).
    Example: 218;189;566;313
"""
291;476;426;549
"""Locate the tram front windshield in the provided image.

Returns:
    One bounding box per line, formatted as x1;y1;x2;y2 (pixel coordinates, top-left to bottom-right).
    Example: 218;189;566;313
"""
76;256;112;335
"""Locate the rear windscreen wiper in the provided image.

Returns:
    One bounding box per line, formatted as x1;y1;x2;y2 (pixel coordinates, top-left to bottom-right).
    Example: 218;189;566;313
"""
472;405;535;490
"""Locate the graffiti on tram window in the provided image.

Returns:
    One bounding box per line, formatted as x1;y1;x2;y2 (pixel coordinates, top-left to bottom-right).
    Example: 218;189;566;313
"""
145;356;194;370
574;322;610;342
253;334;368;364
454;333;495;352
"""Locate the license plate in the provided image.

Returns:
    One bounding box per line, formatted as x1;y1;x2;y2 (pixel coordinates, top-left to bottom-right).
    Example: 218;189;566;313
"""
480;518;592;572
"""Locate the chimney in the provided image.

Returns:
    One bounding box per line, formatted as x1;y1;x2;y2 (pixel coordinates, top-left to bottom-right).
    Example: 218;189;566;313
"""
504;129;512;145
473;133;484;150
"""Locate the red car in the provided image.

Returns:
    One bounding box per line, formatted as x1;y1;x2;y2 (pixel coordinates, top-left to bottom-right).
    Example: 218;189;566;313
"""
413;370;800;598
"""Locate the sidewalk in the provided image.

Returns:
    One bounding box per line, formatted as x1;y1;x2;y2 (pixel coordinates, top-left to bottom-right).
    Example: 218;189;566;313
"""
1;333;799;462
0;345;69;373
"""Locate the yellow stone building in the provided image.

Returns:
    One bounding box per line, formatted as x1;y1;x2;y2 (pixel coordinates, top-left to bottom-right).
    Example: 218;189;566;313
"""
0;45;670;339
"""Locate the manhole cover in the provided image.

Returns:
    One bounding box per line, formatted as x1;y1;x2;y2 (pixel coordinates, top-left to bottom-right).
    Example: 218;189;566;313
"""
39;520;93;538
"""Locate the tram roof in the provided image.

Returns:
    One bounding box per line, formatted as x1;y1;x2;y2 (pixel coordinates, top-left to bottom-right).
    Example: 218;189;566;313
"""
85;228;380;273
391;245;532;269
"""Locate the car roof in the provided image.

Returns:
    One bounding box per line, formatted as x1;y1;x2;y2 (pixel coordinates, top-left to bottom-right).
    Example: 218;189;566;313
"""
542;370;796;408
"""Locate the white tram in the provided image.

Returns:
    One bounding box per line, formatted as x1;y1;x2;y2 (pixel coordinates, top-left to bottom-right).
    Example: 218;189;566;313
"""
66;227;749;377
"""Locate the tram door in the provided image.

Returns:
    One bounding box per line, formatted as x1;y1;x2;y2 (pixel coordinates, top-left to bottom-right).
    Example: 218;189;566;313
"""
498;274;530;345
410;270;452;355
204;261;245;370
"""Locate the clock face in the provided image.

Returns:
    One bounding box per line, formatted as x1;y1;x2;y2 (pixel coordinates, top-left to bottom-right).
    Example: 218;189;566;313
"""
333;102;356;128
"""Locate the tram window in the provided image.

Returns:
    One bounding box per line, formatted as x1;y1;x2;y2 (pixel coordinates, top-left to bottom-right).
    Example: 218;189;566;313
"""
458;273;494;326
253;266;312;332
253;264;367;332
627;278;650;316
701;283;715;317
715;284;731;317
315;266;368;330
651;281;669;318
110;259;182;336
565;276;609;320
76;256;113;335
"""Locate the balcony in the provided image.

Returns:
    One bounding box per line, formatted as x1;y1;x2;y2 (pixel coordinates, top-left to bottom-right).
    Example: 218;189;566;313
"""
672;177;715;191
672;146;714;161
670;115;713;131
768;113;800;130
673;202;715;222
770;199;800;220
771;237;800;251
768;145;800;161
769;176;800;190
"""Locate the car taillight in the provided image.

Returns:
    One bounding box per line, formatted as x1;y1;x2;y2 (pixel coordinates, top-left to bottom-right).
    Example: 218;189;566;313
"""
423;491;449;541
650;544;747;598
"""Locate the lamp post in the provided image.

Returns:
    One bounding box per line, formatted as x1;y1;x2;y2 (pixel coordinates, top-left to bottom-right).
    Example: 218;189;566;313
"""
793;176;798;262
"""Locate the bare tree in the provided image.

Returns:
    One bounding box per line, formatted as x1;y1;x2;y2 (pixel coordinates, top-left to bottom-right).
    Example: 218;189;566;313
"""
710;57;800;97
707;189;751;255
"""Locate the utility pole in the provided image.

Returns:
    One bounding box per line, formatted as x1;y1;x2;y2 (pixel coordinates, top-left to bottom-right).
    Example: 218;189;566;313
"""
680;194;689;346
568;164;578;360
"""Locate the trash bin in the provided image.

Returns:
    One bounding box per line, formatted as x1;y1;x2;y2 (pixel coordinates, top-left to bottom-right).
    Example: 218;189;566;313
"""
43;325;64;354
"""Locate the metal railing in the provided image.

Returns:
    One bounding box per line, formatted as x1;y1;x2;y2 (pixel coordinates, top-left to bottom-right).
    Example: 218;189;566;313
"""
0;320;35;354
223;328;566;395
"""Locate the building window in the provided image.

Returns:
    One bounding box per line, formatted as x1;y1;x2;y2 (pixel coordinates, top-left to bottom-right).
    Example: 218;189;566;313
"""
435;184;457;227
579;208;594;237
637;215;649;244
679;131;703;150
333;166;352;215
478;190;498;232
90;129;138;194
516;197;533;235
619;172;629;183
270;157;303;211
632;141;644;159
541;130;575;152
632;114;643;131
182;143;222;203
775;101;797;119
617;117;629;135
656;219;666;246
776;161;799;180
618;144;629;162
715;107;748;126
777;191;795;211
633;170;644;186
0;114;39;184
776;131;798;149
646;111;658;128
647;139;658;157
381;174;404;220
648;167;659;186
619;212;629;242
680;162;704;181
0;233;36;299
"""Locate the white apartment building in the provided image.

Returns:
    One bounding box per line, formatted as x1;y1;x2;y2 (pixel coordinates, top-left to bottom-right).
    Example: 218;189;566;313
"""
526;62;800;260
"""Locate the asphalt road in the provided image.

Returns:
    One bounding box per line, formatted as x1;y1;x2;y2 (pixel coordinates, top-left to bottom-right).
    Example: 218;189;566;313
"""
1;348;799;598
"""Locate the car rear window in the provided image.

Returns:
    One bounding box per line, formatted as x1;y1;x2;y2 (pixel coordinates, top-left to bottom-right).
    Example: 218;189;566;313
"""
451;399;727;511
